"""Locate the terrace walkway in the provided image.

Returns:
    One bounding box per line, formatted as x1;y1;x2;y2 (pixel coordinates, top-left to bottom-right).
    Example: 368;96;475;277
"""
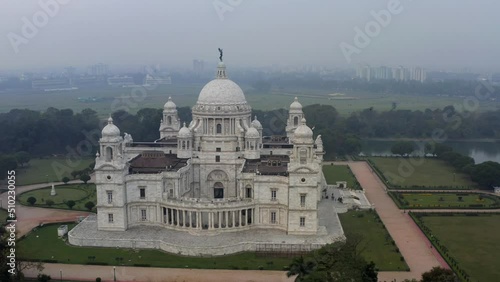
348;161;446;282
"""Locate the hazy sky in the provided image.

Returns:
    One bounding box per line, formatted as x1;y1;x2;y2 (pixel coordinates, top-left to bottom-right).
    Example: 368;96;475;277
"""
1;0;499;71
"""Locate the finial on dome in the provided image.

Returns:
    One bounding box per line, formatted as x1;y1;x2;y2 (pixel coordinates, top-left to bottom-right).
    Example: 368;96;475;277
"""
168;96;172;101
254;115;258;120
183;122;186;127
294;97;298;101
107;115;113;124
301;118;306;124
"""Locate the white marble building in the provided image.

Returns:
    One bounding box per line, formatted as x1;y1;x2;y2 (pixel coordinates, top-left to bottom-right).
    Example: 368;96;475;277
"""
94;61;327;237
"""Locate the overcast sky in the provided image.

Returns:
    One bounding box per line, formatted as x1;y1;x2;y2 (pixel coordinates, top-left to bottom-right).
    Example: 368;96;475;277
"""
1;0;499;72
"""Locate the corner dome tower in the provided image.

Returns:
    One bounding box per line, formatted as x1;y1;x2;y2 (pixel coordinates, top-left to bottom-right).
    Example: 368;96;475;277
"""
102;116;120;137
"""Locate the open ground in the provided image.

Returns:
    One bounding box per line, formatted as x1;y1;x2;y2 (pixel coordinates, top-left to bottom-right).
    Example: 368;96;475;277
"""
369;157;479;189
15;158;94;186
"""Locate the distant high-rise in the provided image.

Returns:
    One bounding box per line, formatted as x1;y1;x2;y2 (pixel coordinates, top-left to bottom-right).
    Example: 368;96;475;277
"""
193;59;204;73
90;63;109;76
357;64;426;82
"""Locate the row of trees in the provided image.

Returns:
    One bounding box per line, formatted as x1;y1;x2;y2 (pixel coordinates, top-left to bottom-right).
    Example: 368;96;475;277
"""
1;104;499;163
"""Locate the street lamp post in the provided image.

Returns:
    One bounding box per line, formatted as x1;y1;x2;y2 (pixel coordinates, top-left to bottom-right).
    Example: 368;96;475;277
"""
113;266;116;282
59;269;62;282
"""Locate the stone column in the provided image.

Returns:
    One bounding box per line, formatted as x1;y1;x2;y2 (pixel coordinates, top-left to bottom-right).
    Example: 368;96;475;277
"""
198;212;202;229
225;211;228;228
218;212;222;228
183;210;186;227
189;211;192;228
208;212;212;230
232;211;235;228
239;210;242;227
244;209;247;226
176;209;180;226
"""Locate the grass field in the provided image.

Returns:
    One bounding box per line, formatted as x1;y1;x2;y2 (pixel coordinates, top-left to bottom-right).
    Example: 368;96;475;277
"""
390;192;500;209
322;164;359;189
0;209;8;224
16;158;94;186
338;210;408;271
18;184;96;211
2;84;499;117
369;157;479;189
18;223;293;270
417;214;500;282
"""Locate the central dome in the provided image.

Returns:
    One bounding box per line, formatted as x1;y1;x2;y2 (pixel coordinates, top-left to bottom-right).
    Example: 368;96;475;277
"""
197;79;247;105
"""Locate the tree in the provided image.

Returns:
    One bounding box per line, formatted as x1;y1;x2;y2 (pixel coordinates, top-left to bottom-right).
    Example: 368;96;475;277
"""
391;141;415;157
27;196;37;206
45;200;54;207
80;174;91;184
15;151;30;167
66;200;76;209
70;171;79;179
85;201;95;211
286;256;315;281
37;274;51;282
62;176;70;184
421;266;458;282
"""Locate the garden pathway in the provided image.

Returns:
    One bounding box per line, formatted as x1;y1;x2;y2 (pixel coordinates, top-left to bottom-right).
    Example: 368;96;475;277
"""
0;180;91;237
24;263;294;282
348;161;445;282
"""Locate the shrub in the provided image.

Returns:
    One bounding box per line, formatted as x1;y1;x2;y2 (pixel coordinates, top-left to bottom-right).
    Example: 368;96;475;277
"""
96;278;102;282
66;200;76;209
45;200;55;207
27;196;37;206
85;201;95;211
62;176;70;184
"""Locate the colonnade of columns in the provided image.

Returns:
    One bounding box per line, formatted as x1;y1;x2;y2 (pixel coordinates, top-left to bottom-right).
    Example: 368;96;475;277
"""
163;207;255;230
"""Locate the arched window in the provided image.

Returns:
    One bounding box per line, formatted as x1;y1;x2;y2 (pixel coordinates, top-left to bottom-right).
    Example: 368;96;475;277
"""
216;123;222;134
167;116;172;125
105;147;113;162
214;182;224;199
300;148;307;164
294;116;299;126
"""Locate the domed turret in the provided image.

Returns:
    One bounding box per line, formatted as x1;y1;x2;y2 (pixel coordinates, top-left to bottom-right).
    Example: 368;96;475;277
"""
178;122;192;138
177;122;193;158
245;126;260;138
163;96;177;111
251;116;262;129
102;116;120;137
289;97;303;113
293;118;313;143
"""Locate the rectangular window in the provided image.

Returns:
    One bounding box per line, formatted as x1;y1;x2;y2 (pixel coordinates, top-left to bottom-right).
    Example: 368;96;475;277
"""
246;187;252;198
215;155;220;162
141;209;147;221
108;213;114;223
271;189;277;201
107;191;113;204
270;211;277;224
300;194;306;207
169;189;174;198
139;187;146;199
300;217;305;227
216;147;221;152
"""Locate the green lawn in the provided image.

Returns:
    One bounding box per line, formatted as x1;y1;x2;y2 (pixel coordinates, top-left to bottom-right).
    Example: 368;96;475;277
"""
18;184;96;211
16;158;94;186
0;209;8;224
18;223;293;270
369;157;479;189
322;165;360;189
390;192;500;209
338;210;408;271
417;214;500;282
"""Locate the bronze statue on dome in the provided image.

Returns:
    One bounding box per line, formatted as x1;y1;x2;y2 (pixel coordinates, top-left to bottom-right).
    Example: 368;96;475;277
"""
218;48;223;62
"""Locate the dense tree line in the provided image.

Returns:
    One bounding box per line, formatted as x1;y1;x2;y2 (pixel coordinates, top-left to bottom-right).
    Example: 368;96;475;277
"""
0;104;499;170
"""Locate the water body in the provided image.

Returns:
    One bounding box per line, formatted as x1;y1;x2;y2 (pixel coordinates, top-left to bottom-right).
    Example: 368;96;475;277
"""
361;140;500;164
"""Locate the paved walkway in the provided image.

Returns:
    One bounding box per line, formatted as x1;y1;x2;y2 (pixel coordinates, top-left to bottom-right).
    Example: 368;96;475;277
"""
24;263;294;282
348;161;444;282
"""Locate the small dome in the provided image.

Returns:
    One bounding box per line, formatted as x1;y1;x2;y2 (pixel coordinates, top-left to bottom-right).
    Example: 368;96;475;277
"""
178;122;192;138
246;126;260;138
290;97;303;112
102;116;120;137
251;116;262;129
164;96;176;110
294;118;313;140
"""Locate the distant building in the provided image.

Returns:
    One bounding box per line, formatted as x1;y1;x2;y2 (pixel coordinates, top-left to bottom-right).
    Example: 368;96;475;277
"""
193;59;204;73
32;78;71;90
90;63;109;76
144;74;172;86
107;76;134;87
357;65;425;82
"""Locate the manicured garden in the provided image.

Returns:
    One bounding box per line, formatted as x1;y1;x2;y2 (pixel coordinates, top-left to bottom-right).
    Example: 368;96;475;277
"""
15;157;94;186
389;192;500;209
412;213;500;282
338;210;408;271
368;157;479;189
18;223;293;270
322;164;360;189
18;184;96;211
